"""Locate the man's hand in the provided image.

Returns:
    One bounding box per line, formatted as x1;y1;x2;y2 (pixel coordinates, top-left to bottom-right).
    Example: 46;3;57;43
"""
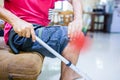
68;19;82;40
12;19;36;42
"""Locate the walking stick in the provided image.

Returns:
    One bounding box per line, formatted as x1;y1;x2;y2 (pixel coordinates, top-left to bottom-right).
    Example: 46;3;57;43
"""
36;36;91;80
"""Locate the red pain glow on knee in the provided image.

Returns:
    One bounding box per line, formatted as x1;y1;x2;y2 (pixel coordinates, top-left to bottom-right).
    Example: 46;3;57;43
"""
69;32;91;52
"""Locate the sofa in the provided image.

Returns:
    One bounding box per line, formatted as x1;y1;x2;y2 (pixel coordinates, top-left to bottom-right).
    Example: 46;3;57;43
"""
0;37;44;80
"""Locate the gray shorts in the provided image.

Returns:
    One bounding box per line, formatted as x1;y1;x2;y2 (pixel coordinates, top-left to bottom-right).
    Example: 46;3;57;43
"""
11;24;69;58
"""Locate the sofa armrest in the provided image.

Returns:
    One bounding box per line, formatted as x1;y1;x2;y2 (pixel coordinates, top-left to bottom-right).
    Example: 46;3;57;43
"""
0;37;44;80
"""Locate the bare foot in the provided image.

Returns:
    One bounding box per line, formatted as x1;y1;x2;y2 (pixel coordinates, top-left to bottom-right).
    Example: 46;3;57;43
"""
60;67;81;80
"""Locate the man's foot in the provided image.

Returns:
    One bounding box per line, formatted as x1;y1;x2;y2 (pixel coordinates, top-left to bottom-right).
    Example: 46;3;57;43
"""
75;77;85;80
60;67;81;80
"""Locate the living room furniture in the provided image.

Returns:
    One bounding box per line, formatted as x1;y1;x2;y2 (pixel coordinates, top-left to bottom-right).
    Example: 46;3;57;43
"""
0;37;44;80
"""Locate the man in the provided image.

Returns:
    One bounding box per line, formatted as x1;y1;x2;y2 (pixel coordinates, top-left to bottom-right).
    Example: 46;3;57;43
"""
0;0;83;80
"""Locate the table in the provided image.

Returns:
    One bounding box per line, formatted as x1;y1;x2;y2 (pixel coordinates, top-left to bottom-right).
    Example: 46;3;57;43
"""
84;12;111;32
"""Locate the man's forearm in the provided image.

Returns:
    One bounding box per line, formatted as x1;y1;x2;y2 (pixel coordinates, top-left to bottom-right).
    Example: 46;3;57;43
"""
0;6;20;26
68;0;83;20
0;6;36;41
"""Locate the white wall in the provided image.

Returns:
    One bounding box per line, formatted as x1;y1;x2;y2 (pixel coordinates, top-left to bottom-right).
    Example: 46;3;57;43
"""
55;1;73;11
55;0;100;12
83;0;99;12
0;0;3;6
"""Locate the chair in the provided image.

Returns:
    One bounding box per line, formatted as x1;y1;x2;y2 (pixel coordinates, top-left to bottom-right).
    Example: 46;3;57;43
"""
90;6;106;32
91;12;105;32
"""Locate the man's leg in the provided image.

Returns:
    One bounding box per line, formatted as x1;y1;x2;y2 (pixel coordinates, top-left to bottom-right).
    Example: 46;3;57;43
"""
60;42;81;80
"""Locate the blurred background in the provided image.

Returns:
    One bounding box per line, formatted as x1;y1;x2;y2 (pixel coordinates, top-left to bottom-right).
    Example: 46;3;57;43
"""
0;0;120;80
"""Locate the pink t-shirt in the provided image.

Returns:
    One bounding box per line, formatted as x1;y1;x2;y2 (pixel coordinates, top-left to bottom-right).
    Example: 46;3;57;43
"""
4;0;61;44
